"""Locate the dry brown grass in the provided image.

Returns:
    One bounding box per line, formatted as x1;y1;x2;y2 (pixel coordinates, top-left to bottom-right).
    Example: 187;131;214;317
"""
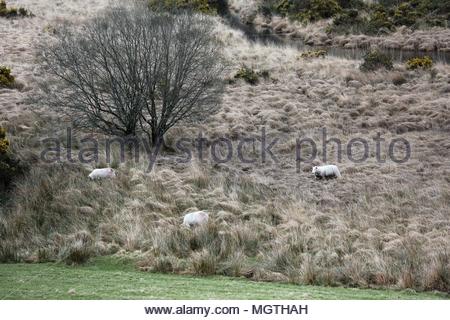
0;0;449;294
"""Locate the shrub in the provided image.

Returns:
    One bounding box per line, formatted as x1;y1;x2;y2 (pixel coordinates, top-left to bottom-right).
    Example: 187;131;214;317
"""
0;127;24;192
360;50;393;72
148;0;220;15
0;66;15;88
264;0;342;22
365;7;394;35
337;0;365;9
393;3;418;27
300;49;328;59
0;127;9;153
234;66;259;85
406;56;433;70
310;0;342;20
0;0;32;18
330;9;367;34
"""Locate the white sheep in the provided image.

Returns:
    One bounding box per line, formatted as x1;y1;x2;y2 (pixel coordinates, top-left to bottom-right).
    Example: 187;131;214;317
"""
312;165;341;180
88;168;116;180
183;211;209;227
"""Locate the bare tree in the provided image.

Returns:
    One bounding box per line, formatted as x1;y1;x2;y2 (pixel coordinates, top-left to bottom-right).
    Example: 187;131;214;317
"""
40;3;225;144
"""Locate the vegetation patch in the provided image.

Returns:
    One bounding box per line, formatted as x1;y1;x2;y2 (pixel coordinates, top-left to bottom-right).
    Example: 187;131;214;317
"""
261;0;343;22
0;66;15;88
0;127;25;194
0;0;33;18
328;1;449;35
328;9;365;34
406;56;433;70
234;66;260;85
360;50;393;72
148;0;221;15
300;49;328;59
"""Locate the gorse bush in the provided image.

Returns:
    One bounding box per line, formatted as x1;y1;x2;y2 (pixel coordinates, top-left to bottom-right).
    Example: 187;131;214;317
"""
0;127;9;153
234;66;260;85
0;0;32;18
0;66;15;88
360;50;393;72
0;127;24;193
406;56;433;70
300;49;328;59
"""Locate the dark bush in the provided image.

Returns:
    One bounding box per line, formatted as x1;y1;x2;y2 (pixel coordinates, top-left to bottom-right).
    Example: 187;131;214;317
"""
263;0;342;22
337;0;365;9
149;0;221;15
0;127;24;193
310;0;342;20
360;50;393;72
393;3;418;27
365;7;394;35
0;0;32;18
234;66;259;85
0;66;15;88
330;9;367;34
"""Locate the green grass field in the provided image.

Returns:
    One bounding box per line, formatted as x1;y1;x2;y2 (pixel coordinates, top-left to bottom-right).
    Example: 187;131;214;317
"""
0;257;448;300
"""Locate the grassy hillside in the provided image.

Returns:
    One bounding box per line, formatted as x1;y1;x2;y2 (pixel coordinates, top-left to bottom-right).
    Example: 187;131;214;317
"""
0;0;449;296
0;257;448;299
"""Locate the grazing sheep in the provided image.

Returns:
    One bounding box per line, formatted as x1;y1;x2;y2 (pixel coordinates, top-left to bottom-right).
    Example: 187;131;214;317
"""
88;168;116;180
183;211;209;227
312;165;341;180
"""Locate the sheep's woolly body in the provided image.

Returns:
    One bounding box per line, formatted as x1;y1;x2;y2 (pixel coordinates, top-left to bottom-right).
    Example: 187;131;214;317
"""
88;168;116;180
183;211;209;227
312;165;341;179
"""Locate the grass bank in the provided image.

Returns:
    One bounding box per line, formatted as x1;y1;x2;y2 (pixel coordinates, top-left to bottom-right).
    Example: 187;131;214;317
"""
0;258;447;300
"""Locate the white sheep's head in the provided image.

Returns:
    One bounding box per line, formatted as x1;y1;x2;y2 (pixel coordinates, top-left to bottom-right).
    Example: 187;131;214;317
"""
312;166;318;174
